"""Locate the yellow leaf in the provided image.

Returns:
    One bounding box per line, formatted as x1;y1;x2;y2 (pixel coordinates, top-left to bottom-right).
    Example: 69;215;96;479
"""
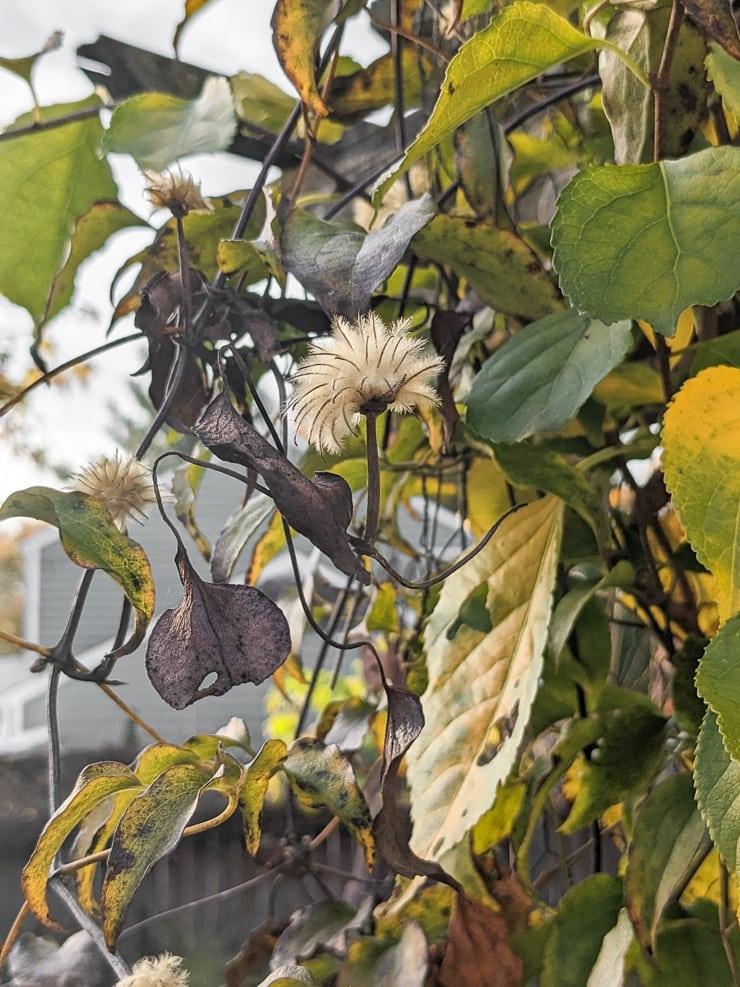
407;495;563;865
662;366;740;621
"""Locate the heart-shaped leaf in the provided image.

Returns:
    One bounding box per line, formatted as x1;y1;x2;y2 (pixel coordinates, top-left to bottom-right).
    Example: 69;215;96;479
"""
145;543;291;709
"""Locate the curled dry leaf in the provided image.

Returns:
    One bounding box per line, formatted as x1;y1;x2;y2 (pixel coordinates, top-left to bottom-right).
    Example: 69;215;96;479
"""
195;393;369;584
135;270;210;430
146;542;291;709
429;311;468;446
438;895;524;987
373;686;460;890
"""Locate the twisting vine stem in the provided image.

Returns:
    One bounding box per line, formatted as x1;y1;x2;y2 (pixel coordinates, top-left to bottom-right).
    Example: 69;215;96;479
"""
363;413;382;545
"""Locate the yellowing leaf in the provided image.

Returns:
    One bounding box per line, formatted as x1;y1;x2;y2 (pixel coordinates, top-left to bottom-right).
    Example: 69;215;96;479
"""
284;738;375;869
662;367;740;621
101;762;212;947
22;762;141;927
0;487;155;657
241;739;288;855
0;97;117;334
372;1;646;204
271;0;338;118
173;0;218;52
407;495;563;864
413;214;560;321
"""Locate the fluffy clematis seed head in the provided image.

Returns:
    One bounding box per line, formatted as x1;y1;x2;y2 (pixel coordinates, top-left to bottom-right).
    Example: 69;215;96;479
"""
116;953;189;987
287;312;445;453
72;452;156;528
143;168;209;217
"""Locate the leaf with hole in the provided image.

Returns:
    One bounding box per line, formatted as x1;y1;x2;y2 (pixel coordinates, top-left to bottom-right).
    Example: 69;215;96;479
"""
406;496;563;866
551;147;740;335
145;542;291;709
0;487;155;658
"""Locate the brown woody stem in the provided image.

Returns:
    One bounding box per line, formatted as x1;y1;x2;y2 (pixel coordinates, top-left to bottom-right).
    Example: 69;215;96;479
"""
363;412;381;545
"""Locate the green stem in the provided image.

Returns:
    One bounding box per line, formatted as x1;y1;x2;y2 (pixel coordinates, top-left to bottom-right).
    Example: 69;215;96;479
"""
363;413;381;544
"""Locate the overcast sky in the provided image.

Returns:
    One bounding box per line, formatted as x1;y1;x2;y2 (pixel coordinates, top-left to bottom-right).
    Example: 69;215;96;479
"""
0;0;384;500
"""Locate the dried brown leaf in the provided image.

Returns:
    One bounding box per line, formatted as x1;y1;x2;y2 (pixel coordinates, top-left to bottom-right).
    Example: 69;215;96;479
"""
145;542;291;709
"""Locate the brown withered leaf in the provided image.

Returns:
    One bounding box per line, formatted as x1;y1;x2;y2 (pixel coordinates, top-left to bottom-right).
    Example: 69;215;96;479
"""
135;270;210;430
373;686;460;890
430;311;468;446
438;895;524;987
681;0;740;58
145;542;291;709
195;393;369;584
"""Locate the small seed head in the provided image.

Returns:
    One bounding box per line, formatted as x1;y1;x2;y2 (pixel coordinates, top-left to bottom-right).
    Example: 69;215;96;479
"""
71;452;156;528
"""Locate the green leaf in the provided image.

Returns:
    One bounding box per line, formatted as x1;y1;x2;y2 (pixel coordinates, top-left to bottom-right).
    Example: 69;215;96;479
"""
541;875;624;987
689;329;740;376
406;496;563;866
372;1;647;205
628;912;740;987
471;779;526;855
600;8;708;164
331;49;423;120
101;762;212;947
338;923;429;987
0;487;155;657
133;742;202;784
284;738;375;868
465;310;633;443
22;762;141;927
493;443;607;544
697;616;740;763
592;361;664;411
0;30;62;89
673;636;708;738
280;197;436;317
241;739;288;854
271;0;337;117
695;710;740;877
43;201;144;329
706;43;740;119
367;582;401;635
104;76;237;170
211;491;274;583
662;366;740;621
551;147;740;336
0;97;118;331
625;774;710;948
561;707;667;833
412;214;560;321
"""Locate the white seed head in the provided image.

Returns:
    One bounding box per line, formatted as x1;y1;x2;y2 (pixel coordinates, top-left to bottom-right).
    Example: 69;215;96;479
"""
72;452;156;528
287;312;445;454
116;953;189;987
143;167;209;217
